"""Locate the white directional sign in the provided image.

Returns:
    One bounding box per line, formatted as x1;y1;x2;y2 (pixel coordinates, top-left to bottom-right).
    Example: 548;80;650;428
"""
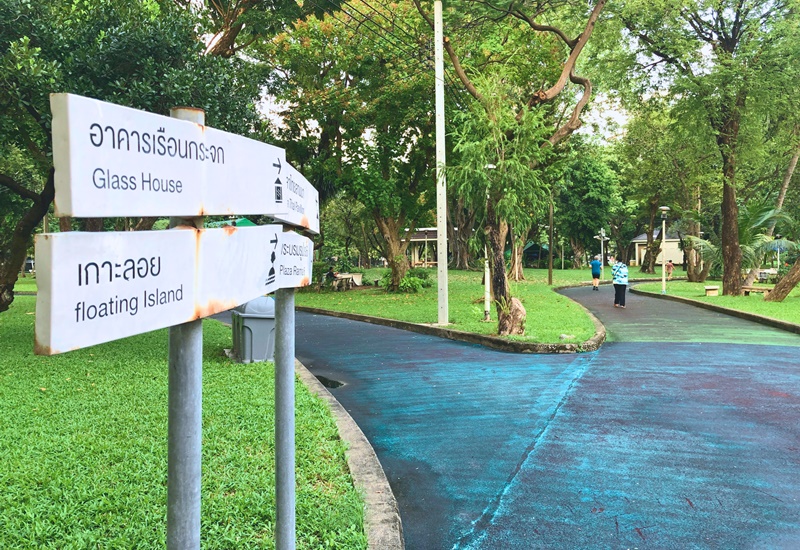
50;93;318;233
196;225;313;317
35;225;313;355
270;163;320;235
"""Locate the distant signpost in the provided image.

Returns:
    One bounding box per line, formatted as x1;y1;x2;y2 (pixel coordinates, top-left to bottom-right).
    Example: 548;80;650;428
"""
37;93;318;550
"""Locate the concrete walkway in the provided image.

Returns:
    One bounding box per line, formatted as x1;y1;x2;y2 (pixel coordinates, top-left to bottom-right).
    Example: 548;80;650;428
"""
296;286;800;549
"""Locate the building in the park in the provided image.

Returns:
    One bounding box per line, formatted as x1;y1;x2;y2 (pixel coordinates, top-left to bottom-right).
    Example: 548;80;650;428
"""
406;227;439;267
630;228;683;267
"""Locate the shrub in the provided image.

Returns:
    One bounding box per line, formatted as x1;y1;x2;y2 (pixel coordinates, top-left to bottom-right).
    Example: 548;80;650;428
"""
398;276;424;293
379;272;424;292
407;268;433;287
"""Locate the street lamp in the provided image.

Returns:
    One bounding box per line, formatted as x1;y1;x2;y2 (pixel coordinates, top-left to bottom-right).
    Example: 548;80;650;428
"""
593;228;610;279
776;234;783;267
659;206;670;294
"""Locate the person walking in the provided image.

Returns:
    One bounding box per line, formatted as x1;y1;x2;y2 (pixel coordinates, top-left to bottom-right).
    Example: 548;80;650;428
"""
611;257;629;308
589;255;602;291
666;260;675;281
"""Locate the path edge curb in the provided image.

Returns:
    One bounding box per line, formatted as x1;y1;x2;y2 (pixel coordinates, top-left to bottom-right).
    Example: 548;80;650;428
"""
629;285;800;335
296;305;605;354
294;360;405;550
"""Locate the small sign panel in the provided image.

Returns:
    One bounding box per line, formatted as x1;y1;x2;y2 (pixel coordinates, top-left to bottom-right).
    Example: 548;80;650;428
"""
195;226;313;317
270;164;321;235
51;93;287;218
35;226;313;355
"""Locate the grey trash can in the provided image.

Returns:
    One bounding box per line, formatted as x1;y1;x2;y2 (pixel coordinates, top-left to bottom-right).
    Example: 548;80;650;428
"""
231;296;276;363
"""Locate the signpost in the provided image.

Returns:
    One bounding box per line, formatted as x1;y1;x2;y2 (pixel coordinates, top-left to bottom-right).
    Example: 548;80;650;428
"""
37;94;317;549
35;225;312;355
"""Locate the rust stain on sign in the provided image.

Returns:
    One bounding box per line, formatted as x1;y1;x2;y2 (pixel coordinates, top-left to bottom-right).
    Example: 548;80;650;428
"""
195;299;238;320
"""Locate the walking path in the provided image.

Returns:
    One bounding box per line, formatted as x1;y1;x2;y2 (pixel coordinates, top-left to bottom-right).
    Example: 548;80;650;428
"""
295;286;800;549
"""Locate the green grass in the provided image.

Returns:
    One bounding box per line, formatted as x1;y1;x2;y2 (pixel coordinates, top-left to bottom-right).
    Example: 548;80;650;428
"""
0;296;366;549
635;280;800;325
12;275;37;293
298;267;633;344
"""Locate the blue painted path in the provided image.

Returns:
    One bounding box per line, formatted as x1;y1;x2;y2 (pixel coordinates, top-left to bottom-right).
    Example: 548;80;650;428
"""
295;286;800;549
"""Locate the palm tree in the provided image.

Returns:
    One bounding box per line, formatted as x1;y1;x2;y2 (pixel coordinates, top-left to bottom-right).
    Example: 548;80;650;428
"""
685;199;795;291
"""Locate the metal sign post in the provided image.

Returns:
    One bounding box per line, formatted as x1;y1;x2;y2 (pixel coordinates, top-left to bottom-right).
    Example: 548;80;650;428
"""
274;288;296;550
167;107;205;550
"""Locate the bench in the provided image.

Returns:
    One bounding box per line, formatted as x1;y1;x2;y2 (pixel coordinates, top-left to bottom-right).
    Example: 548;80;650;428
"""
704;286;719;296
742;285;773;298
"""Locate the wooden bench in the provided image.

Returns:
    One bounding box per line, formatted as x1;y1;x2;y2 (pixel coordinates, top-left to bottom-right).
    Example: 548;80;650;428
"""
704;286;719;296
742;285;773;298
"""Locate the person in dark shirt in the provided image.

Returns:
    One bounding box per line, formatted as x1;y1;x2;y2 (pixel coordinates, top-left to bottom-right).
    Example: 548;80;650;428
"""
589;256;602;291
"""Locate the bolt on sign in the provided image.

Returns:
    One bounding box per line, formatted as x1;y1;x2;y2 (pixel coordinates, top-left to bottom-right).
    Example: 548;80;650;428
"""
35;225;313;355
50;93;318;234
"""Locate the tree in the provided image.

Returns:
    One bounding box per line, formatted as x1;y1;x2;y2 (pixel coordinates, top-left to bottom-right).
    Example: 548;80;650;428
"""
264;4;437;289
0;0;264;312
417;0;607;334
609;0;800;295
556;144;621;270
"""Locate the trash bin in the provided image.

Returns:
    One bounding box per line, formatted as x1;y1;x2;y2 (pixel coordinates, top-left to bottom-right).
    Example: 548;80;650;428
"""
231;296;276;363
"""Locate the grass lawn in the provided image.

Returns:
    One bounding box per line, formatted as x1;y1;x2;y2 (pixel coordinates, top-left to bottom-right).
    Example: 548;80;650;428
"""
296;267;652;344
12;275;37;293
0;296;366;549
635;280;800;325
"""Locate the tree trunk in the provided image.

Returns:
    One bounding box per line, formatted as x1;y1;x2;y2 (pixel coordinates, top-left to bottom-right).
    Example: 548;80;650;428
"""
507;223;527;281
0;169;55;313
640;209;657;274
135;216;159;231
570;237;585;268
714;95;745;296
448;196;476;270
764;257;800;302
83;218;104;232
486;200;525;335
374;214;410;290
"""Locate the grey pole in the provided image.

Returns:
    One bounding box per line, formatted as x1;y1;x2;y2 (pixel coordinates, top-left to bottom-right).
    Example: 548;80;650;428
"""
275;287;296;550
167;107;205;550
434;0;449;325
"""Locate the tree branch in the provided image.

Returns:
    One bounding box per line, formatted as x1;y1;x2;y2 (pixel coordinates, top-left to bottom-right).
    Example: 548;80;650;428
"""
528;0;607;106
0;173;40;202
411;0;484;102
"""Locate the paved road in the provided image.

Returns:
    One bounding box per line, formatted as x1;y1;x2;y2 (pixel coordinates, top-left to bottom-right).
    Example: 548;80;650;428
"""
295;286;800;549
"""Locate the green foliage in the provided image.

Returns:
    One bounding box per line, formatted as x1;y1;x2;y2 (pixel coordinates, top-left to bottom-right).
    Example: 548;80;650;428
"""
557;142;622;254
398;276;424;293
312;261;329;284
407;268;434;287
450;76;552;229
0;297;366;549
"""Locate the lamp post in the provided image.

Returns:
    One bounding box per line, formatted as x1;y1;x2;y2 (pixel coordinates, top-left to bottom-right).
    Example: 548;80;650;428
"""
776;234;783;267
593;228;610;279
659;206;670;294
